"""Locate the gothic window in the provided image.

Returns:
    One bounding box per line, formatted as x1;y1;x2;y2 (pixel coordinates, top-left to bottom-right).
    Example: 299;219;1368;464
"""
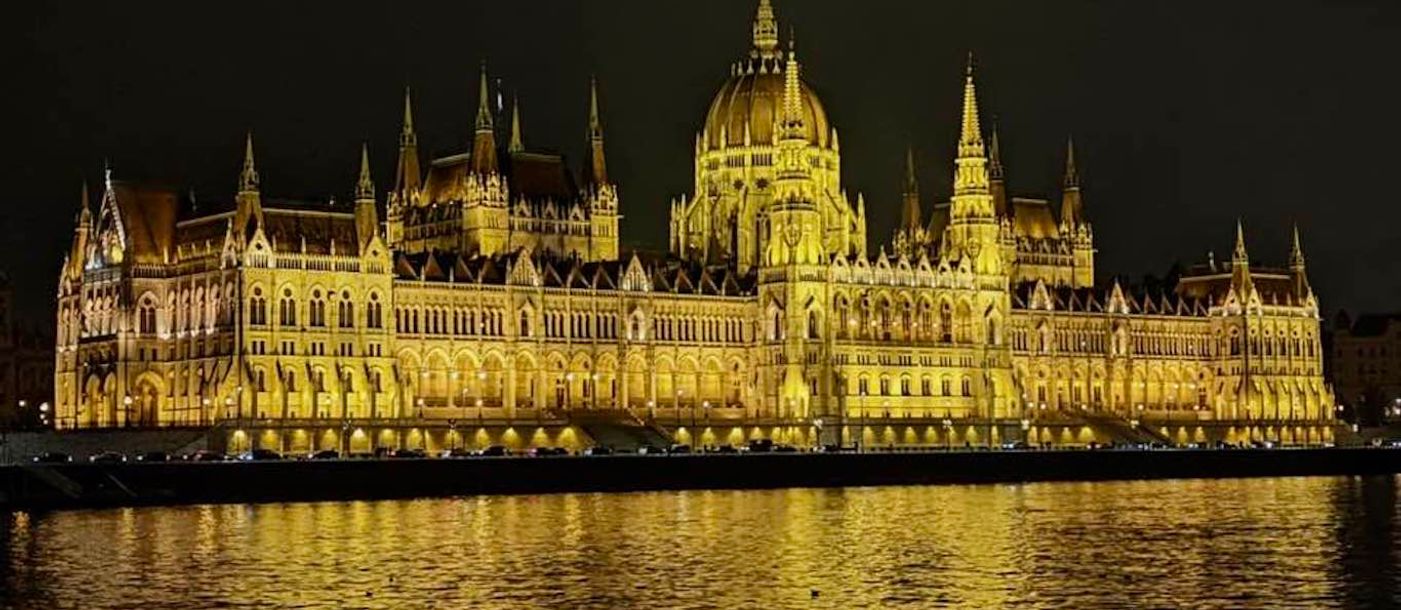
939;301;953;343
367;293;383;329
900;377;911;396
309;290;326;327
519;310;531;337
921;377;931;396
138;298;157;335
960;377;971;397
941;377;951;396
808;310;820;339
338;291;353;328
879;377;890;396
279;289;296;327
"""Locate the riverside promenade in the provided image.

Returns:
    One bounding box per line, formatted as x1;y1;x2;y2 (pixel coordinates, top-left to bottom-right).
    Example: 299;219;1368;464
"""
4;447;1401;511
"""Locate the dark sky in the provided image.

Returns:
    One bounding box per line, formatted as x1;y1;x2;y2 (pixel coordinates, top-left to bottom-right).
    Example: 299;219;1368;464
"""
7;0;1401;322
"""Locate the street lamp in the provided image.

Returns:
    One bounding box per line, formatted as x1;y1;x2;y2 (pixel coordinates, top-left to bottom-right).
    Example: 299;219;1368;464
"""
123;395;133;427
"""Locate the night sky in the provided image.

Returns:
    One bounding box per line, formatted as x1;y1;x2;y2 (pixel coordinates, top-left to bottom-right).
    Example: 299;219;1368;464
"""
7;0;1401;323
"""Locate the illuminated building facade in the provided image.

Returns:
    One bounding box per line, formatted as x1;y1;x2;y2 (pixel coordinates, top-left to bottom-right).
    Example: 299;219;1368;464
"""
53;0;1333;450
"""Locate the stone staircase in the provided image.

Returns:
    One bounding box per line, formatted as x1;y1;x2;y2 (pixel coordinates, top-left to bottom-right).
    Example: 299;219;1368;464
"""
567;410;672;451
1081;412;1172;445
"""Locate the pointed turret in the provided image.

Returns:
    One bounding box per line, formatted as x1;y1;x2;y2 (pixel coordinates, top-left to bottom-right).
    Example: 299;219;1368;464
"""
470;62;498;175
508;94;525;154
951;53;990;201
235;133;264;236
779;35;805;141
1060;137;1084;227
582;77;609;187
988;124;1008;217
355;143;375;201
1288;223;1312;300
752;0;779;57
394;86;422;198
1230;219;1255;298
901;146;922;232
68;181;93;279
355;143;379;249
239;133;259;194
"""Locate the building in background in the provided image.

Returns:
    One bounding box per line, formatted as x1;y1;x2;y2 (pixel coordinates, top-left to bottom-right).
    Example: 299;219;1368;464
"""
0;275;54;429
51;0;1334;451
1331;312;1401;424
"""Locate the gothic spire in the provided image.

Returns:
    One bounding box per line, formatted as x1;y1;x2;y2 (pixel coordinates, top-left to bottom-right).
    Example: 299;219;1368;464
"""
395;86;422;197
901;145;921;232
583;77;608;187
958;52;985;158
356;143;375;201
1063;136;1080;188
1233;219;1248;263
1060;136;1084;227
470;61;499;175
77;180;93;228
779;36;805;140
508;94;525;153
988;122;1004;181
752;0;779;56
239;132;259;193
1289;223;1305;267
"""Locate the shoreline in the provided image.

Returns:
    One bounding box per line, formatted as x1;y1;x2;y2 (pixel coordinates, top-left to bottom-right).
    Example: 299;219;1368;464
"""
3;448;1399;512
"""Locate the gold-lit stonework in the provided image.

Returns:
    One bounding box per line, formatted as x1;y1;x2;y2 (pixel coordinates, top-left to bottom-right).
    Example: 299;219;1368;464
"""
53;0;1333;451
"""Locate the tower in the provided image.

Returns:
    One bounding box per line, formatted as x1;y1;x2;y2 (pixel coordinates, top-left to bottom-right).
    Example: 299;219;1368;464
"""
354;143;379;251
942;56;1001;275
462;62;511;256
234;133;263;242
988;125;1008;218
470;62;498;176
1059;137;1095;287
387;87;420;247
582;78;619;260
1288;224;1312;302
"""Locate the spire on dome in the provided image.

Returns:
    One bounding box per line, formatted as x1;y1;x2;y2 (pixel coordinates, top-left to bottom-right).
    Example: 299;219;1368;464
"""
470;61;498;175
958;52;985;158
509;94;524;153
239;132;259;193
752;0;779;56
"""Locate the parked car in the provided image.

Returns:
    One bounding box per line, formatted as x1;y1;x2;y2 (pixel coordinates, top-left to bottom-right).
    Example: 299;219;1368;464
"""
815;444;846;453
772;444;799;453
530;446;567;457
583;446;614;456
667;444;692;455
477;445;509;457
373;447;395;459
440;448;474;459
636;444;663;455
1000;441;1031;451
710;444;739;454
136;451;171;462
746;439;775;453
239;449;283;461
31;452;72;464
391;448;427;459
188;450;227;462
309;449;340;460
88;451;127;463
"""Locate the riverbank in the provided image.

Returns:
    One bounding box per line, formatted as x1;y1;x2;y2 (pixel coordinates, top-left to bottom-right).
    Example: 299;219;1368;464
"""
4;448;1401;511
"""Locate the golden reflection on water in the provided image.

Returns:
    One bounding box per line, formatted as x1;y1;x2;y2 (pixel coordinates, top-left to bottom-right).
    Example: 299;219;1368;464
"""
2;477;1399;609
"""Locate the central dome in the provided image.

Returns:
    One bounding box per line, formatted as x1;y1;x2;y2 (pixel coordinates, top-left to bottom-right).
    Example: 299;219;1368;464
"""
704;63;830;150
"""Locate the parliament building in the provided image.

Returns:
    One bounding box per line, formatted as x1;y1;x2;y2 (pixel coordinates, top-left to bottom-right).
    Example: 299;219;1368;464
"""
53;0;1335;452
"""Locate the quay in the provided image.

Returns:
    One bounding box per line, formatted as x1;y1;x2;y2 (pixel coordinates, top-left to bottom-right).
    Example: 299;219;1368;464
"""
4;448;1401;511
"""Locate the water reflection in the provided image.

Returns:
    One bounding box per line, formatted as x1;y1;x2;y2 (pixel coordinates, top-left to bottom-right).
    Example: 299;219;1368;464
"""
2;477;1399;609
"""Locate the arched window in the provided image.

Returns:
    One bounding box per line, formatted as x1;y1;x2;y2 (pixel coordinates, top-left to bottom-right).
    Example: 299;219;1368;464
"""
939;301;953;343
519;310;532;337
279;289;296;327
808;310;820;339
961;377;972;397
941;377;951;396
249;287;267;326
138;298;157;335
309;290;326;327
338;291;353;328
367;293;383;329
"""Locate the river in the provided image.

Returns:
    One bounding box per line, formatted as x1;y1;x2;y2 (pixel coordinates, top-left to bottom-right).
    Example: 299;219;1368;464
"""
2;476;1398;609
